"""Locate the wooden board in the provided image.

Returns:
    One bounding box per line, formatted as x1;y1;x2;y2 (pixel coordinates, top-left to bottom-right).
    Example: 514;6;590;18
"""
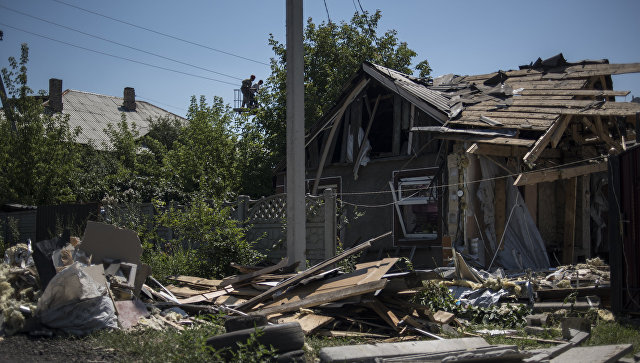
177;286;234;304
494;178;506;250
274;313;335;334
514;162;607;186
363;298;401;331
236;232;387;311
249;279;388;316
167;275;221;288
165;285;217;298
261;257;399;308
220;257;289;286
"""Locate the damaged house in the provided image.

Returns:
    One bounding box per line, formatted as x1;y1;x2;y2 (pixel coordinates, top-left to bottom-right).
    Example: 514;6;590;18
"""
278;55;640;271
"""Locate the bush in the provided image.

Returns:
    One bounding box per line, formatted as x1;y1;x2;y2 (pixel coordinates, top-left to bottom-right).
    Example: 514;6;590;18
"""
151;195;263;280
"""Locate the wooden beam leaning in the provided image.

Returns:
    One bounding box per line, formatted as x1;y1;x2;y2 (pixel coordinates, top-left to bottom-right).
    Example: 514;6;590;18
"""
312;78;369;194
236;231;389;311
523;116;568;168
551;115;573;148
513;161;607;186
353;94;381;180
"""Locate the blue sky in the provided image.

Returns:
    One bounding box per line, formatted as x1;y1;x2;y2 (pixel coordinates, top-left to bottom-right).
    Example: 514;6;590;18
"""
1;0;639;117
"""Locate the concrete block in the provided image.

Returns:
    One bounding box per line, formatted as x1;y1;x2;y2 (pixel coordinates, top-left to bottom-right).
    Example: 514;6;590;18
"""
526;313;551;327
561;317;591;339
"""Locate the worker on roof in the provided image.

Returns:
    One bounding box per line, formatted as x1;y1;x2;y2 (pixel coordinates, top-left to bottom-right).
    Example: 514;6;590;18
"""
241;75;256;108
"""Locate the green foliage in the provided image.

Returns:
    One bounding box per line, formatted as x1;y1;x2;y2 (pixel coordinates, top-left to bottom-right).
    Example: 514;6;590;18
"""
89;319;226;362
0;44;83;205
412;281;530;328
256;9;431;162
335;237;361;273
587;320;640;356
210;327;278;363
151;195;263;279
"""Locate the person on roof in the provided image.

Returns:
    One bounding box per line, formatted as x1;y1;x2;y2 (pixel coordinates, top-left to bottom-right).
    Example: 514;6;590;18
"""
241;75;256;108
249;80;263;108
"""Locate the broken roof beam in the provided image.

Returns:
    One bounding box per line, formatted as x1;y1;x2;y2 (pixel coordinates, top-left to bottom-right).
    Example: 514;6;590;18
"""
513;161;608;186
353;94;381;180
466;142;561;158
523;115;570;168
311;78;369;194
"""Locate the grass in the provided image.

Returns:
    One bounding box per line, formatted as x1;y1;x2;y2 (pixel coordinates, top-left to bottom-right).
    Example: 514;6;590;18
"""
87;318;226;362
81;312;640;362
586;320;640;356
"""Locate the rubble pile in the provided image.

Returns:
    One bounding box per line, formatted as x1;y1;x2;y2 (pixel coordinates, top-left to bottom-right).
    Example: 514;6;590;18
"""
0;227;634;362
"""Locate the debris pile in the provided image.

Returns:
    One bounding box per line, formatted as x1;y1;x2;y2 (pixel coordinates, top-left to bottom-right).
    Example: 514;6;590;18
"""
0;227;632;362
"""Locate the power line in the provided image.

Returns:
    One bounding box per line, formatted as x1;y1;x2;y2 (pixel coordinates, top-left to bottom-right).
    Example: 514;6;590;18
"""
0;22;239;86
323;0;332;23
50;0;269;66
0;4;242;81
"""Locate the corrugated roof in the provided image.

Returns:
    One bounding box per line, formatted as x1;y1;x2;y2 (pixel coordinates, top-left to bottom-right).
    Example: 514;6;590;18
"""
55;90;186;150
366;63;451;116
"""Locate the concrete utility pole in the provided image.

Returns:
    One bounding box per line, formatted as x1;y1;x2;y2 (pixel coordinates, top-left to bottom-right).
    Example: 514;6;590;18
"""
286;0;306;268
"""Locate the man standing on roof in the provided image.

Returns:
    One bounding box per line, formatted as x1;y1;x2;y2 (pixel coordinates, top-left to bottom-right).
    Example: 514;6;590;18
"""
249;79;263;108
241;75;256;108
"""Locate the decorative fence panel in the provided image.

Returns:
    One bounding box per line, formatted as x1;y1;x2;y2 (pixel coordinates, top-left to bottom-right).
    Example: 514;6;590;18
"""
235;189;337;266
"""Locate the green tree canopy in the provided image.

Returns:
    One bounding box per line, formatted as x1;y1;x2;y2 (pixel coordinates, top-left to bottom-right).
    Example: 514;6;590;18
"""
256;10;431;164
0;44;82;205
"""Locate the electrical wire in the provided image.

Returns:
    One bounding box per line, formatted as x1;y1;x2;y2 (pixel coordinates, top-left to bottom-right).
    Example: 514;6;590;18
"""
0;22;239;86
335;155;610;210
136;95;188;114
323;0;332;23
50;0;269;66
0;4;242;81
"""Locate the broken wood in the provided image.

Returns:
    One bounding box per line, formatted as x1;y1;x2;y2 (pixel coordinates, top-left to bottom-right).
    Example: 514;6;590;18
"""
514;161;608;186
236;232;388;311
249;279;388;316
523;115;568;167
362;297;402;331
312;78;369;194
353;94;381;180
220;257;289;286
273;313;335;334
177;285;234;304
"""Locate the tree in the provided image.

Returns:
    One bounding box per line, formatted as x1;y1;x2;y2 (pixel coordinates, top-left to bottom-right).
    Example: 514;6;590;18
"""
0;44;82;205
256;10;431;165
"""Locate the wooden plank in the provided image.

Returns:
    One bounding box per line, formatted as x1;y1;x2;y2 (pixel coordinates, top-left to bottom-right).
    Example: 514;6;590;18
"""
312;79;369;194
562;62;640;75
165;285;216;298
353;94;381;180
339;104;350;163
401;99;410;131
514;161;607;186
220;257;289;286
407;104;415;155
274;314;335;334
236;232;388;311
351;97;362;162
177;286;234;304
520;89;629;97
523;116;570;167
392;94;402;156
594;116;623;151
466;142;561;159
495;178;506;250
363;297;402;331
462;110;560;120
249;279;388;316
524;184;537;224
550;115;573;148
562;177;577;265
261;258;398;308
166;275;221;288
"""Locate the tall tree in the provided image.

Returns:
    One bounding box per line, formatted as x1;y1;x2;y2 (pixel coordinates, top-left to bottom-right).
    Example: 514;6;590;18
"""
0;44;82;205
256;10;431;164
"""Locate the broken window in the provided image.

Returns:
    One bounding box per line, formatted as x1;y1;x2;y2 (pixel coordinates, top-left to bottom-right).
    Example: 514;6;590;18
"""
391;169;441;246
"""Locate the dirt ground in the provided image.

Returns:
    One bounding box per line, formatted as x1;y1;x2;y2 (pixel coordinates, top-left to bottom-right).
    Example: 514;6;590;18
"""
0;335;125;363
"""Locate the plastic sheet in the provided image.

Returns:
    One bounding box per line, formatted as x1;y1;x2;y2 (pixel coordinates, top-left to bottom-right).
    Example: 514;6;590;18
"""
37;262;117;335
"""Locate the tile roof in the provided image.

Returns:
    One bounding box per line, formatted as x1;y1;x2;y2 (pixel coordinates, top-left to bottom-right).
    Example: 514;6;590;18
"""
53;90;186;150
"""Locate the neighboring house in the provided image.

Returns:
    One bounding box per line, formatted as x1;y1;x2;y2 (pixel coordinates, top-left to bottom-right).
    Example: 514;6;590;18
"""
43;78;186;149
279;55;640;270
